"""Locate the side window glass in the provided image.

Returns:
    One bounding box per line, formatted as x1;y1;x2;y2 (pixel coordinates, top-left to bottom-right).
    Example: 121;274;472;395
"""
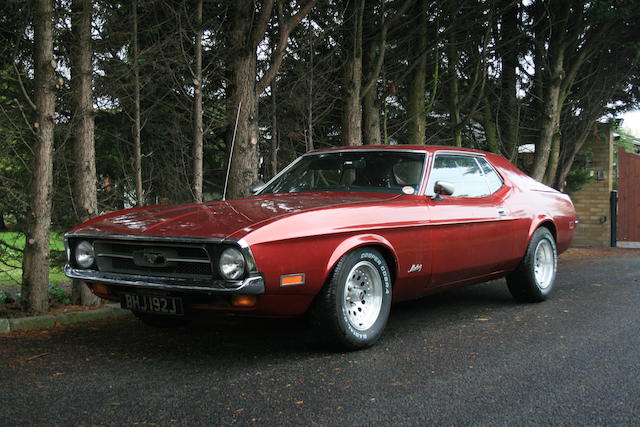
427;154;490;198
476;157;503;194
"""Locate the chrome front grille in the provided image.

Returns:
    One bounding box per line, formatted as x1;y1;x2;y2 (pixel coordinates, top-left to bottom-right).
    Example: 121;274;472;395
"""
93;240;213;280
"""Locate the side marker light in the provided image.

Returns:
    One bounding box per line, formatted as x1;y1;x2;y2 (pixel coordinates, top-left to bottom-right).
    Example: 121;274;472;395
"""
280;274;305;287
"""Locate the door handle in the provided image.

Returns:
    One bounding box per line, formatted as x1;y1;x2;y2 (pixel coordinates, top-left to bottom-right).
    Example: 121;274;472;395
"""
497;207;508;216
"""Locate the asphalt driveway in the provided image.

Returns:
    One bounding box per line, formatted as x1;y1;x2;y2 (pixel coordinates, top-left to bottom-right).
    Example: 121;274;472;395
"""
1;249;639;425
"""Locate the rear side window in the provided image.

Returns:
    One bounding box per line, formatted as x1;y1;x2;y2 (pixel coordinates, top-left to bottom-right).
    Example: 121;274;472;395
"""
426;154;503;198
476;157;504;194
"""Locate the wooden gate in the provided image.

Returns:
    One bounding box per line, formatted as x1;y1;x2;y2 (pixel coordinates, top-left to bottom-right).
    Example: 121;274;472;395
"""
617;146;640;248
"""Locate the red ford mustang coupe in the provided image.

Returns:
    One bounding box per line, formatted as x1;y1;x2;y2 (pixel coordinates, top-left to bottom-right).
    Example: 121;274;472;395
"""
65;146;576;349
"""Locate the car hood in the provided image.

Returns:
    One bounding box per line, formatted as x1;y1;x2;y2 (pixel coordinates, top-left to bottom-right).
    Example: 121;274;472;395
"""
70;192;400;239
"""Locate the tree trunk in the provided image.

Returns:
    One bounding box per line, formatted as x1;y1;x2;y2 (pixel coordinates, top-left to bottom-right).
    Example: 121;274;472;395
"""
482;97;499;153
21;0;56;313
270;81;279;177
530;51;564;182
226;54;259;199
498;0;519;159
342;0;363;146
0;213;6;231
406;0;427;145
225;1;259;199
361;5;380;146
362;89;381;145
71;0;100;307
306;53;314;152
131;0;144;205
360;0;413;146
447;25;462;147
554;127;593;191
530;1;571;182
192;0;204;202
543;134;560;186
224;0;316;198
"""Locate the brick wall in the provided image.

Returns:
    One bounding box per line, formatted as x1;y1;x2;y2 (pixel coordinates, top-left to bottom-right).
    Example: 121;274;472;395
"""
569;124;613;247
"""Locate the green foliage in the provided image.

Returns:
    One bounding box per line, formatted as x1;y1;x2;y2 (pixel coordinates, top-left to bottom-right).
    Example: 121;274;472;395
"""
565;149;594;194
0;290;7;306
0;232;66;286
565;168;594;194
615;127;639;154
48;283;71;305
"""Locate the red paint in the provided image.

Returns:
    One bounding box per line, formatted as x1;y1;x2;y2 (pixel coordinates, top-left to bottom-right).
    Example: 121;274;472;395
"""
618;146;640;244
68;146;576;317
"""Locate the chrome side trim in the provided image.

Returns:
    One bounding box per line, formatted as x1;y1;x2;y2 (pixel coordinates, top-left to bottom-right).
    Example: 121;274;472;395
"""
65;265;265;294
305;148;430;155
256;155;305;195
432;149;487;157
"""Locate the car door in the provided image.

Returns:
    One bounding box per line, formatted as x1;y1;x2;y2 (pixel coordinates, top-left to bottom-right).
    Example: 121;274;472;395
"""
424;153;513;287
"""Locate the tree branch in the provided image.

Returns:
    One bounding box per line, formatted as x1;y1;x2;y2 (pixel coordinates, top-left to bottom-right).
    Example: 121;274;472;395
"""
361;0;414;99
256;0;318;96
252;0;275;48
0;238;23;253
560;23;614;96
13;63;36;111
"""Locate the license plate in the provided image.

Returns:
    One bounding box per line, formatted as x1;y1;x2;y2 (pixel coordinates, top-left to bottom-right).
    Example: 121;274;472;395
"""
121;293;184;316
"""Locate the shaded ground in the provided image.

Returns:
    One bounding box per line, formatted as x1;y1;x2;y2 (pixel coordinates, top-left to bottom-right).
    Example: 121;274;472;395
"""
0;279;81;318
1;249;639;425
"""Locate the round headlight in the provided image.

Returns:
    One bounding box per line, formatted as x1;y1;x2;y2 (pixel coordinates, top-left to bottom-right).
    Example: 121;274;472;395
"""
219;247;245;280
75;240;95;269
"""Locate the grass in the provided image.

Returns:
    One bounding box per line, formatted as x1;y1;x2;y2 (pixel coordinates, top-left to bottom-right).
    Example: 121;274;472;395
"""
0;231;67;286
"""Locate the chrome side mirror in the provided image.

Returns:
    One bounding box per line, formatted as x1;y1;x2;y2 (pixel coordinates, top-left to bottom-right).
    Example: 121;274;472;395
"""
432;181;455;200
251;180;266;195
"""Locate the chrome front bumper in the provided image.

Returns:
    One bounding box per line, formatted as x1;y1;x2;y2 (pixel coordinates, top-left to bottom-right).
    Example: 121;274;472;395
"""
65;265;265;295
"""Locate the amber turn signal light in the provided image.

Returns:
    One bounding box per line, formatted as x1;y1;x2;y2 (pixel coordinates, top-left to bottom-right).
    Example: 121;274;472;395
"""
91;283;110;296
231;295;257;307
280;274;305;287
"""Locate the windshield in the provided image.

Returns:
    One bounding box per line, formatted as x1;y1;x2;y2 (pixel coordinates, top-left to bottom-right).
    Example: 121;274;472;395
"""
261;151;426;195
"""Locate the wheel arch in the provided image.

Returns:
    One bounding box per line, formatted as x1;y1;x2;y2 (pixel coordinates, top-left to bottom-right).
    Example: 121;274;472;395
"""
323;235;398;288
529;217;557;242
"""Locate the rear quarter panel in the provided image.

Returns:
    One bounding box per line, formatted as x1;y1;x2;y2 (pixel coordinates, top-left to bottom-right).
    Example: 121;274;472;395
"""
489;154;576;260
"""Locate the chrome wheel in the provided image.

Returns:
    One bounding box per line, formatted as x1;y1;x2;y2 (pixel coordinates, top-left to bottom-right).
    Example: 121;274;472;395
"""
342;260;383;331
534;239;555;289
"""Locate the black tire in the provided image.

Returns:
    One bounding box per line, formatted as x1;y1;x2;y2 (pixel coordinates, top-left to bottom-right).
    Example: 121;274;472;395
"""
312;248;392;350
133;312;191;328
507;227;557;302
